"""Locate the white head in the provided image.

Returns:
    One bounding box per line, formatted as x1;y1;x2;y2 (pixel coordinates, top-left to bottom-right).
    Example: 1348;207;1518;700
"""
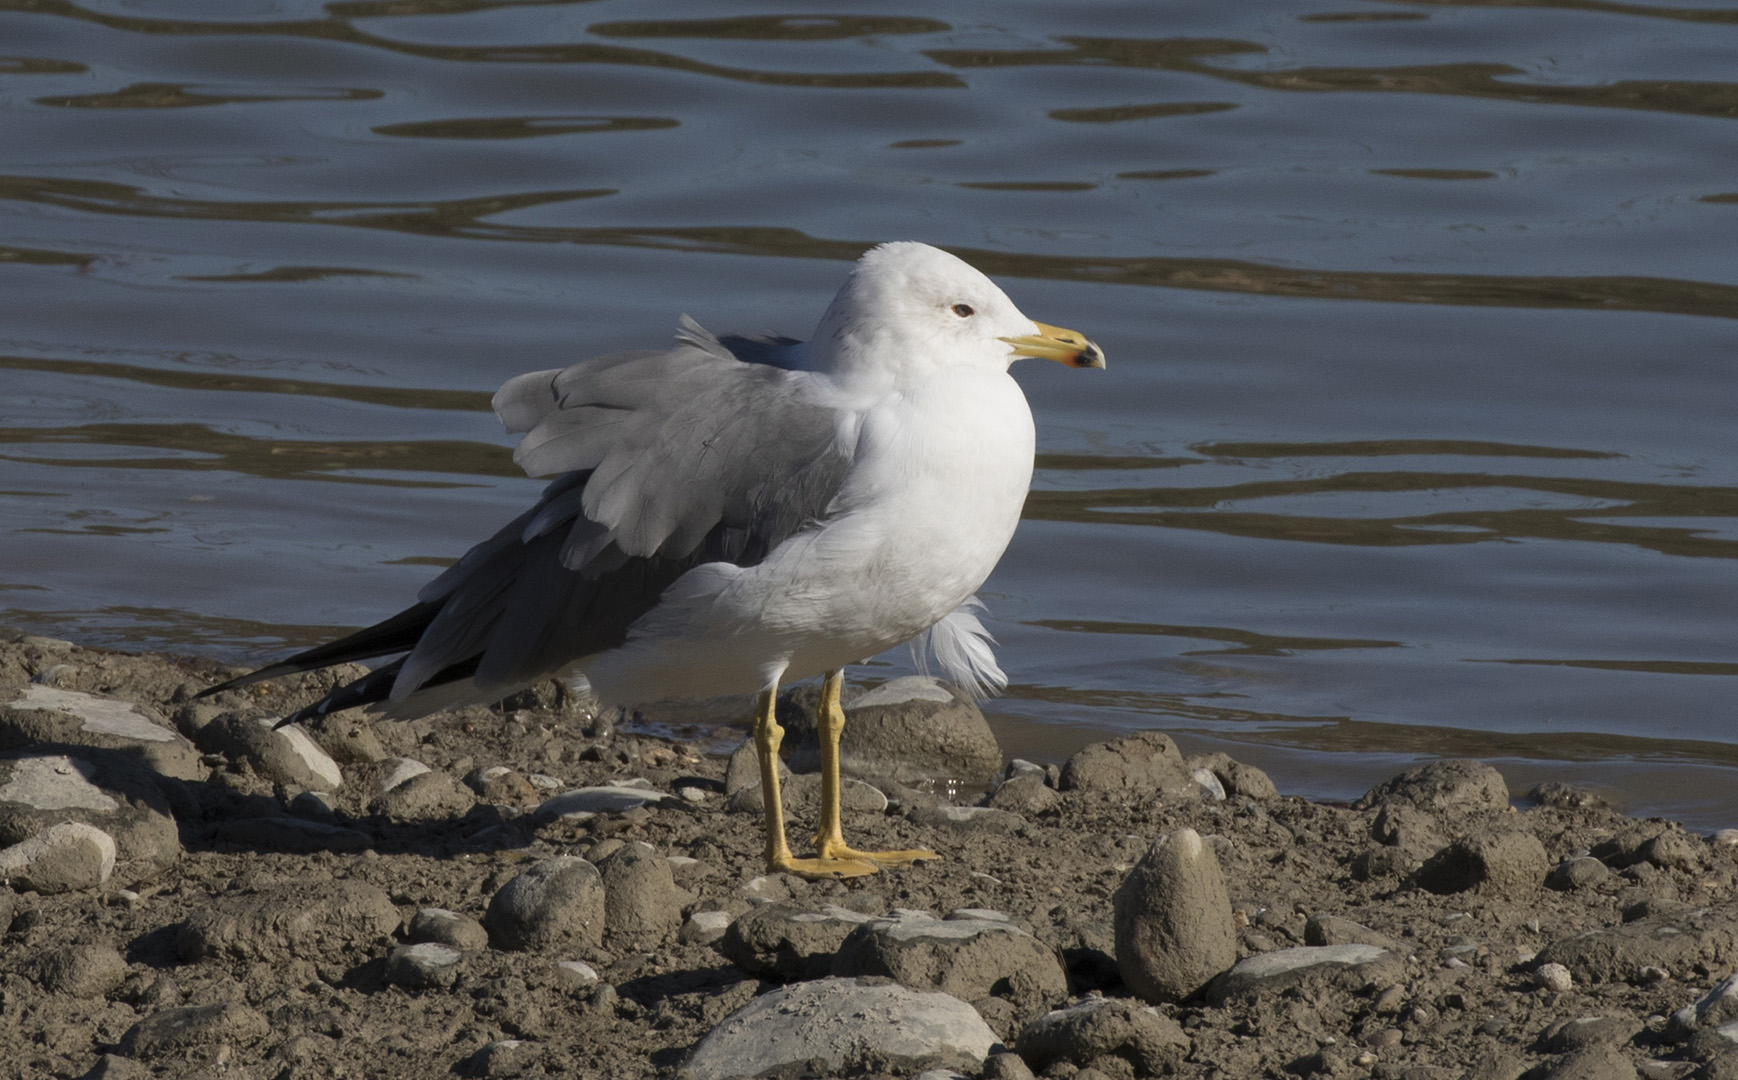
811;242;1102;386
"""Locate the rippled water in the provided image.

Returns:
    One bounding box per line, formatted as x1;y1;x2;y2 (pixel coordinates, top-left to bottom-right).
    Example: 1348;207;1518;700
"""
3;0;1735;826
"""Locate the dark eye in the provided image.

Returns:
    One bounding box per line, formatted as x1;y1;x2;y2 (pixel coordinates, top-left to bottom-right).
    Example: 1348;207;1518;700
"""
951;303;974;318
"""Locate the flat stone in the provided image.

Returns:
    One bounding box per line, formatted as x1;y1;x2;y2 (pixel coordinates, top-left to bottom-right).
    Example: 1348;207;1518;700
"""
1305;915;1401;950
374;757;430;793
409;907;490;951
119;1001;270;1057
214;815;373;854
533;785;669;821
555;959;600;991
1;686;202;781
1018;997;1192;1075
1061;731;1198;799
907;803;1026;834
1114;827;1237;1003
385;942;465;989
1670;973;1738;1036
719;902;877;981
833;910;1068;1015
0;821;116;893
1358;759;1510;815
679;976;999;1080
485;855;606;953
1207;944;1403;1005
682;910;732;946
176;878;400;962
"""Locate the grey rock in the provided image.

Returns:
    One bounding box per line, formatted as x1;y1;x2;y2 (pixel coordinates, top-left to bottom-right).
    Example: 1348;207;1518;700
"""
1018;997;1192;1075
0;686;202;781
679;976;999;1080
485;855;606;952
462;1038;541;1078
1593;823;1703;873
982;1051;1038;1080
215;815;373;854
176;878;400;962
682;910;732;946
1304;914;1400;950
1417;824;1549;896
986;772;1061;816
193;713;343;789
600;842;684;949
0;752;180;883
1114;827;1237;1003
718;902;876;981
1547;1015;1643;1053
554;959;600;992
373;756;430;793
1539;1045;1640;1080
1551;856;1615;891
1061;731;1198;798
119;1000;270;1057
1671;974;1738;1037
1358;759;1510;815
832;910;1068;1015
784;677;1004;787
369;768;475;822
1186;752;1279;801
409;907;490;951
1207;944;1403;1005
907;803;1026;834
724;737;789;799
31;940;127;997
1538;911;1738;987
0;820;115;893
386;942;466;989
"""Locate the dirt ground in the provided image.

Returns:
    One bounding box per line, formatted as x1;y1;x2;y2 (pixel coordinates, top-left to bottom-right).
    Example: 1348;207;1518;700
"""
2;631;1736;1080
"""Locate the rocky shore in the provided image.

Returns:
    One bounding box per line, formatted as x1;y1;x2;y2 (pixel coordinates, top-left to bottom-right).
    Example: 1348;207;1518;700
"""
3;629;1738;1080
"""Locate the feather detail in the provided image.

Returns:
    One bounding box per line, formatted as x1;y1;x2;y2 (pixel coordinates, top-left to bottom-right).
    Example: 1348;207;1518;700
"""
910;596;1007;700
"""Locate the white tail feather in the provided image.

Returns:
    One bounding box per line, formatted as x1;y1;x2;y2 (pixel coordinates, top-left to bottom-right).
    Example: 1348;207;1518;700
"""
910;597;1007;700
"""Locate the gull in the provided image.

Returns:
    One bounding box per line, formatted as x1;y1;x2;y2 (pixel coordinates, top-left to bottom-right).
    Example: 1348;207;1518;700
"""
202;241;1103;878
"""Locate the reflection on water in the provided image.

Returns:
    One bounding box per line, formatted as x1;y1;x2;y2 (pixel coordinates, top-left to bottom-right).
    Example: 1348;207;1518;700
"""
3;0;1736;826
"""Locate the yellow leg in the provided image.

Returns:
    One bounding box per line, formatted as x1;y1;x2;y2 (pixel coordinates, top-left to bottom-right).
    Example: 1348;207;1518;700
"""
754;683;877;879
812;670;939;868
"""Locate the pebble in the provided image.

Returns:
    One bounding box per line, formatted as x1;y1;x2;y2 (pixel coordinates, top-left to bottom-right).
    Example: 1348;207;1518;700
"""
1417;823;1549;895
533;785;669;821
1208;944;1403;1005
1549;855;1613;891
1113;826;1237;1003
409;907;490;951
484;855;606;952
464;766;539;806
1536;962;1575;993
681;911;732;946
369;768;475;822
386;942;466;989
1186;752;1280;801
462;1038;541;1078
986;772;1061;816
30;941;127;997
718;902;875;981
555;959;600;991
678;976;998;1080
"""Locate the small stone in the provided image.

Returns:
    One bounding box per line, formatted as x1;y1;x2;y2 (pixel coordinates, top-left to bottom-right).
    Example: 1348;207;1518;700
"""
0;820;116;893
906;804;1025;833
1549;856;1613;891
31;941;127;997
1417;824;1549;896
409;907;490;951
1208;945;1403;1005
533;785;668;821
1114;827;1237;1003
374;757;431;794
555;959;600;991
1186;752;1279;801
719;903;876;981
465;766;539;806
462;1038;541;1078
1536;962;1574;993
1017;997;1191;1075
599;842;684;949
986;772;1061;816
832;910;1068;1015
484;856;606;952
386;942;466;989
1304;915;1400;950
1191;767;1226;800
681;910;732;946
195;714;343;789
370;768;475;822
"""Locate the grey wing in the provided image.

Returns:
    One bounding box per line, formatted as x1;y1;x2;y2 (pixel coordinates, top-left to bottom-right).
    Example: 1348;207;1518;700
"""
394;322;853;701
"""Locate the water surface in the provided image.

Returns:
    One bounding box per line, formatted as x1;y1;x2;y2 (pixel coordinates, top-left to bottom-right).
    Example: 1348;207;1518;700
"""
3;0;1735;826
